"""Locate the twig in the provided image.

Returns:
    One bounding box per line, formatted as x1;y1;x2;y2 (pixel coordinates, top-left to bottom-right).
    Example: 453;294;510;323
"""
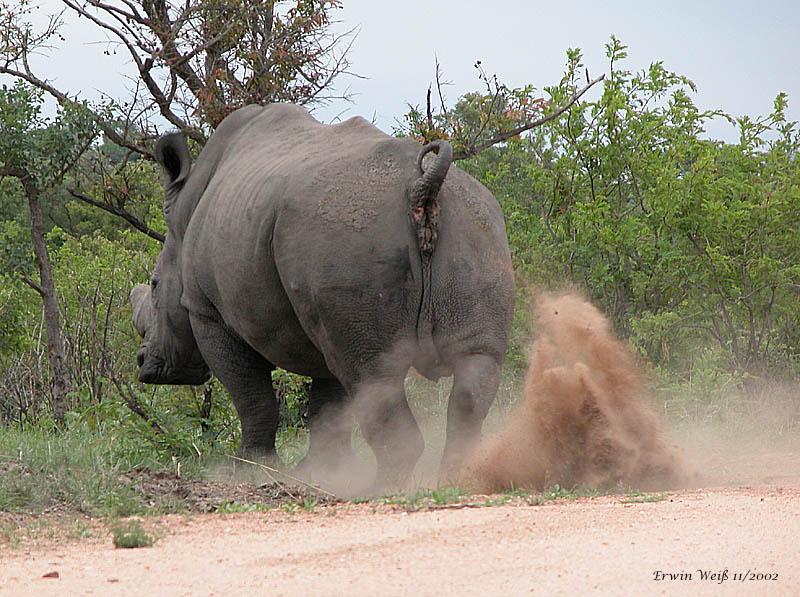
426;85;434;134
228;455;338;499
230;455;294;499
19;275;45;296
0;64;151;157
454;74;605;160
110;375;164;434
68;188;165;243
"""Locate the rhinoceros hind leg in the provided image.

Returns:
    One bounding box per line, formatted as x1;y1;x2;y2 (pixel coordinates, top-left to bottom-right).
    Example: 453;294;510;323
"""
190;313;279;460
352;376;424;491
440;354;502;480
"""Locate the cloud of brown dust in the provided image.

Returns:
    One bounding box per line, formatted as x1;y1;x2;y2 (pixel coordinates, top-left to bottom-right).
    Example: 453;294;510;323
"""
462;292;687;493
283;292;799;498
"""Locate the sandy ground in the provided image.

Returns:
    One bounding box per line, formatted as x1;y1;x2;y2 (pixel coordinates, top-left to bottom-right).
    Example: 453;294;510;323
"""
1;481;798;597
2;431;799;596
7;293;791;596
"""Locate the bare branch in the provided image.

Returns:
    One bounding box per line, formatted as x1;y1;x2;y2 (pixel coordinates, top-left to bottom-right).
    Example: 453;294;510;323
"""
0;63;152;157
453;74;605;160
60;0;202;141
110;374;164;434
426;85;433;132
0;165;26;179
20;274;45;296
68;188;165;243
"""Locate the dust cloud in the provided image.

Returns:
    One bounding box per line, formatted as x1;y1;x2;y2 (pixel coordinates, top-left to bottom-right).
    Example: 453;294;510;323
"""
462;292;687;494
281;293;798;498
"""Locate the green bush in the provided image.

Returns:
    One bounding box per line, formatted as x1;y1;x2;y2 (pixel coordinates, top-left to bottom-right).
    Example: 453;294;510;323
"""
460;39;800;379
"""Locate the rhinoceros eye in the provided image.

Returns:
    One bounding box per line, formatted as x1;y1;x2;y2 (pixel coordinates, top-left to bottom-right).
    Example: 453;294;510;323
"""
150;277;159;291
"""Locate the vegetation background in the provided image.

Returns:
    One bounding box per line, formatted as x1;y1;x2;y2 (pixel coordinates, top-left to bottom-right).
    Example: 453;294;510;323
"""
0;1;797;516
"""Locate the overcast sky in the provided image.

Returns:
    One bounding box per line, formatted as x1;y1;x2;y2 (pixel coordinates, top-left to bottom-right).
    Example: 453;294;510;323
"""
30;0;800;143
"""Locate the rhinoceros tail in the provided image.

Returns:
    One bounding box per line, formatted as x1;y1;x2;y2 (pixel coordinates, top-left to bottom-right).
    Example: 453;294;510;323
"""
410;140;452;378
411;140;453;252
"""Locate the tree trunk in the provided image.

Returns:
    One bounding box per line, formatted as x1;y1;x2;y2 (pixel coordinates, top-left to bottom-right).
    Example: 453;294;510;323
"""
23;178;71;423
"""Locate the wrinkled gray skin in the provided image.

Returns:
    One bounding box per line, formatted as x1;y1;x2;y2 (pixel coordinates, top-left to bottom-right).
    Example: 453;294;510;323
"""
131;104;514;485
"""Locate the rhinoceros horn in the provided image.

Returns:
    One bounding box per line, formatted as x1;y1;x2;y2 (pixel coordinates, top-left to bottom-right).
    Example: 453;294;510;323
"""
130;284;153;338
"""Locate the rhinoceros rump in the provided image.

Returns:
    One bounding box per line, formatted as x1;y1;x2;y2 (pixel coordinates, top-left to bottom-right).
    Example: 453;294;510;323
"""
131;104;515;486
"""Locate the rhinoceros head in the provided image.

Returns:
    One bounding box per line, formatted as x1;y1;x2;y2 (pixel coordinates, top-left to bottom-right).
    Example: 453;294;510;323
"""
130;133;210;385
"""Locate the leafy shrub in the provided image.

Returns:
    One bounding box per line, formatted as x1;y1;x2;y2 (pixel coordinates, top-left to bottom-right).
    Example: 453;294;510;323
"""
459;39;800;379
272;368;310;431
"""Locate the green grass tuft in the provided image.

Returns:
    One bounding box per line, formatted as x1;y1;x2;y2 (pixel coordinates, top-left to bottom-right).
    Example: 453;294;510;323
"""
526;484;602;505
384;486;468;511
0;426;153;516
280;497;317;514
619;492;668;504
0;524;21;549
111;520;156;549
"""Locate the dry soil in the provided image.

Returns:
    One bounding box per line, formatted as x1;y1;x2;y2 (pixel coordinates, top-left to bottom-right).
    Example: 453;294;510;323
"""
2;471;799;596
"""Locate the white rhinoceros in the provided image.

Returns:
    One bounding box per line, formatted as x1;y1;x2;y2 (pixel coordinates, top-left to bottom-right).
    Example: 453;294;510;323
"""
131;104;514;485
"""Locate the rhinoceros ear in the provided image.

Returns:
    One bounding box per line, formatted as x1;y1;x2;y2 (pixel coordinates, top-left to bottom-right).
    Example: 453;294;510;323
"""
155;133;192;215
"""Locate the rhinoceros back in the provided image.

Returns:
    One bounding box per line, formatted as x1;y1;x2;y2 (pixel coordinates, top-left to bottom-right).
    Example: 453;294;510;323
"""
180;104;511;382
182;105;436;379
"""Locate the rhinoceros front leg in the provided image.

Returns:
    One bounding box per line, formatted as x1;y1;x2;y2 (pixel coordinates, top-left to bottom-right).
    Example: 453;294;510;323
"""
189;313;278;460
440;354;502;479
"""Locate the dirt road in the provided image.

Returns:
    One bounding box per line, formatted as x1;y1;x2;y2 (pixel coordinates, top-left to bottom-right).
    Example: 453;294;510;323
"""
2;482;798;597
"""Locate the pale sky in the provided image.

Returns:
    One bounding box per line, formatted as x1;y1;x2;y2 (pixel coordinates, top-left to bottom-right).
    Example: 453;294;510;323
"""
28;0;800;143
